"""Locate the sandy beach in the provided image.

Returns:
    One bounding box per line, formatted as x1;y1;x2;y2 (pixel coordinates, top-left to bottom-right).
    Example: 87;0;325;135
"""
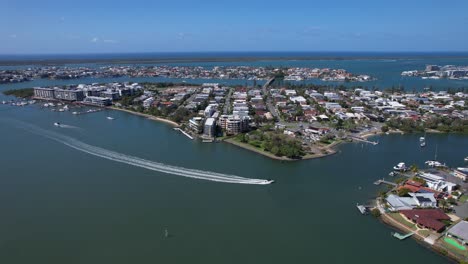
109;107;180;127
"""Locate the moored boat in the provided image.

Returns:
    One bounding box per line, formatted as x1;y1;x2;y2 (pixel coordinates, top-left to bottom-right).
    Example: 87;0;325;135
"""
393;162;407;171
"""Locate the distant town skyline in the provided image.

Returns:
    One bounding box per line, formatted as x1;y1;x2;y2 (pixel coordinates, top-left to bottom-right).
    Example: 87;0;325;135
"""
2;0;468;54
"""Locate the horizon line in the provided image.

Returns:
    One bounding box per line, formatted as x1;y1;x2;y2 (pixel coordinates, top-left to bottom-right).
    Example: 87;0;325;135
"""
2;50;468;56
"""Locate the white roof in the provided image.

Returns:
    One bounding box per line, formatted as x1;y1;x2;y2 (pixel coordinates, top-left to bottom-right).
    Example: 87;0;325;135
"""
448;221;468;242
386;194;416;210
205;118;215;126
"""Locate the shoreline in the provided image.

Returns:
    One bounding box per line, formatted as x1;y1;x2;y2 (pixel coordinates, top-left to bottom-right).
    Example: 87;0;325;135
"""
380;213;462;263
108;106;180;127
223;138;338;161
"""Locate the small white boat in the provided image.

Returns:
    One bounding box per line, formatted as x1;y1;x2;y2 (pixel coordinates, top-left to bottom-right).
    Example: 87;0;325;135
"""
420;141;426;147
356;203;368;215
53;122;61;127
393;162;407;171
425;160;445;168
465;157;468;162
106;116;115;120
72;112;78;115
419;137;425;142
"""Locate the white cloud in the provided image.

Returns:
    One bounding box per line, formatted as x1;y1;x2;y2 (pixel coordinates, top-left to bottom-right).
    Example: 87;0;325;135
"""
91;37;99;43
103;39;118;43
60;16;65;22
9;34;17;39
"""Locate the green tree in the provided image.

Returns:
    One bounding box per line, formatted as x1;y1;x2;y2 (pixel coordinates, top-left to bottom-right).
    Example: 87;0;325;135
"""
371;208;381;218
409;164;419;173
397;188;411;197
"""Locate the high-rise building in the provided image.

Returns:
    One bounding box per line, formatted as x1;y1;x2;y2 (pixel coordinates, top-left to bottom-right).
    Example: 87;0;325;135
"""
203;118;216;138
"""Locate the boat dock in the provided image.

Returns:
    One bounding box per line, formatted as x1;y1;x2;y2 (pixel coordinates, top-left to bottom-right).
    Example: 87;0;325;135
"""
392;232;414;240
349;136;379;145
374;179;398;187
174;128;194;140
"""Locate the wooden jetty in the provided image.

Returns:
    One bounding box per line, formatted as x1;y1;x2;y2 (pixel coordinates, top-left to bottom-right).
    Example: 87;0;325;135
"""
174;128;194;140
374;179;398;187
392;232;414;240
349;136;379;145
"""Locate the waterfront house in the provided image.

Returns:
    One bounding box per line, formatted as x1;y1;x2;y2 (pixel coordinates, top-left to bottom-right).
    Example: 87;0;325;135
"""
386;193;437;211
446;221;468;246
400;209;450;232
454;168;468;182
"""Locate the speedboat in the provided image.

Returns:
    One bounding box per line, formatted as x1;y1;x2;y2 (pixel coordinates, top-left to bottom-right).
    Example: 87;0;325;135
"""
419;137;425;142
53;122;61;127
420;141;426;147
106;116;115;120
393;162;407;171
260;179;275;184
465;157;468;162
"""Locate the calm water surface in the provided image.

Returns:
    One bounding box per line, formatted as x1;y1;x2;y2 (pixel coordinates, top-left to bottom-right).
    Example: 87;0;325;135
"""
0;90;467;263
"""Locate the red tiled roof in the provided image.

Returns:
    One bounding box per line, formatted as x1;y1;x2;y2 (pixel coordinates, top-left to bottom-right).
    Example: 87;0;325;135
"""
406;180;423;187
400;209;450;232
398;184;420;193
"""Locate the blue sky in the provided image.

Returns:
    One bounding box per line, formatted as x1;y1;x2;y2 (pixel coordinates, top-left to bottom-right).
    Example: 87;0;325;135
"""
2;0;468;54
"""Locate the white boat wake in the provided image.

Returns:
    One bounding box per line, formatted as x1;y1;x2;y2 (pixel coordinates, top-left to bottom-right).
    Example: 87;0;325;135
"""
14;121;272;185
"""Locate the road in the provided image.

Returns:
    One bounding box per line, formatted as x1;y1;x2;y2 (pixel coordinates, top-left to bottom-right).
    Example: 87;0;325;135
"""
223;88;233;114
262;77;281;120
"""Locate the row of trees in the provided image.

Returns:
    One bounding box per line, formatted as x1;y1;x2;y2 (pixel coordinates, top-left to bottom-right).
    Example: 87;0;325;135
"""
3;88;34;98
386;117;468;134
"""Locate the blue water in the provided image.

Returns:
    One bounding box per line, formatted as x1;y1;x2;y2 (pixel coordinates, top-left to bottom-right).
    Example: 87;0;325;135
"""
1;52;468;91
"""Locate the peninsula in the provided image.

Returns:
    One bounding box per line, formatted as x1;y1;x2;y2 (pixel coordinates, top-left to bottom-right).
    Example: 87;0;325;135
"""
4;79;467;160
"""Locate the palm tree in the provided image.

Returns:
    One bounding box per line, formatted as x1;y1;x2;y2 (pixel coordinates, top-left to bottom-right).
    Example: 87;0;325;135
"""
439;199;448;212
